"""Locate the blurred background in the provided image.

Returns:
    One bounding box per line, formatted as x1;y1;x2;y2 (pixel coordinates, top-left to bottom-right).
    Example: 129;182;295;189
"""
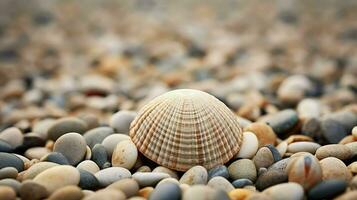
0;0;356;127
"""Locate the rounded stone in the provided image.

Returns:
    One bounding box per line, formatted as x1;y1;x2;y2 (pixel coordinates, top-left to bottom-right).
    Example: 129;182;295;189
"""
315;144;352;160
48;185;83;200
0;179;21;194
228;188;253;200
19;180;48;200
287;142;321;154
244;123;276;147
53;132;87;165
0;153;24;172
253;147;275;169
157;178;180;186
0;186;16;200
92;144;110;169
109;111;137;134
102;134;130;157
353;126;357;139
48;117;87;140
246;193;271;200
23;162;59;180
351;176;357;190
32;119;56;140
33;165;80;193
41;152;69;165
20;133;46;150
286;154;322;190
308;180;347;200
0;140;14;153
179;166;208;185
231;179;253;188
25;147;51;160
107;178;139;198
76;160;100;174
78;169;99;190
148;182;181;200
276;141;288;157
0;127;23;148
320;118;348;144
152;166;178;179
259;109;299;136
83;189;126;200
297;98;321;119
228;159;257;182
84;127;114;149
183;185;230;200
112;140;138;170
346;142;357;157
0;167;18;179
263;183;304;200
208;165;229;180
236;132;259;159
320;157;352;181
255;169;287;191
133;172;170;187
94;167;131;187
136;166;151;173
348;162;357;174
207;176;234;192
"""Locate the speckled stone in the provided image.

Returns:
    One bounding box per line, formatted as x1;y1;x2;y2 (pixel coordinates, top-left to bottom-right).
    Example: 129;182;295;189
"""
152;166;178;179
207;176;234;192
19;180;48;200
101;134;130;157
263;183;304;200
183;185;230;200
92;144;111;169
320;157;352;181
255;169;288;191
315;144;352;160
208;165;229;180
148;182;181;200
23;162;59;180
259;109;299;136
53;132;87;165
95;167;131;187
48;185;83;200
179;166;208;185
308;180;347;200
236;132;259;159
0;127;23;148
84;127;114;148
41;152;69;165
244;123;277;147
112;140;138;170
107;178;139;198
231;179;253;188
48;117;88;140
76;160;100;174
133;172;170;187
109;111;137;134
228;159;257;182
78;169;99;190
0;153;24;172
0;167;18;179
0;186;16;200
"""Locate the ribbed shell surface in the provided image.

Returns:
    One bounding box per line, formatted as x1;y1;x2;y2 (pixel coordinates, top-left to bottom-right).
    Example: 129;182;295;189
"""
129;89;243;171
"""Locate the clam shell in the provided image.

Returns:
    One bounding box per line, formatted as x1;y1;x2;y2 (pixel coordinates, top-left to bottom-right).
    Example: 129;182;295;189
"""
130;89;243;171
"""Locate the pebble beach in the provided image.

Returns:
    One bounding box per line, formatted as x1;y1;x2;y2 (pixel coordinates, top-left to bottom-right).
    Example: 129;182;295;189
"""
0;0;356;200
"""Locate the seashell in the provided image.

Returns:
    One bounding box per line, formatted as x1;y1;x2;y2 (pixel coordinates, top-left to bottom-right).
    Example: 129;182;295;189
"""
130;89;243;171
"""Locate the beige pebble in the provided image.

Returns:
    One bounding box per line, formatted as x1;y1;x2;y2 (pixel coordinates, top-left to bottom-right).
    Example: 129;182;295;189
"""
263;183;304;200
0;186;16;200
346;142;357;157
229;159;257;182
102;134;130;157
136;166;151;173
112;140;138;170
23;162;59;180
48;186;83;200
253;147;274;169
84;189;126;200
53;132;87;165
207;176;234;192
107;178;139;198
236;132;259;159
179;166;207;185
276;141;288;157
320;157;352;181
0;127;23;148
352;126;357;139
287;142;321;154
85;146;92;160
76;160;100;174
315;144;352;160
348;162;357;174
335;191;357;200
152;166;178;179
286;135;313;144
25;147;51;160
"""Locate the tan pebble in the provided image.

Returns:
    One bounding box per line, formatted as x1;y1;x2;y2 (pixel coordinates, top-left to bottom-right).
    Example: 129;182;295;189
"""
83;189;126;200
350;176;357;190
0;127;23;148
253;147;274;169
287;142;321;154
244;185;256;192
339;135;356;144
229;159;257;182
285;135;313;144
183;185;226;200
136;166;151;173
179;166;207;185
138;187;154;198
19;180;48;200
0;186;16;200
276;141;288;157
352;126;357;139
48;186;83;200
23;162;59;180
33;165;80;193
112;140;138;170
179;183;190;192
229;189;253;200
346;142;357;157
320;157;352;181
245;123;276;147
236;132;259;159
25;147;51;160
82;190;94;197
263;183;304;200
24;159;40;170
207;176;234;192
107;178;139;198
335;191;357;200
348;162;357;174
315;144;352;160
152;166;178;179
76;160;100;174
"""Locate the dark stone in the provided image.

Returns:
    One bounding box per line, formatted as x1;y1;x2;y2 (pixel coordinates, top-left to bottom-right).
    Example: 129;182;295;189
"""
208;165;230;180
320;118;347;144
256;169;288;191
0;152;24;172
148;182;181;200
92;144;110;169
0;140;14;153
265;144;282;162
16;133;45;151
260;109;299;136
78;169;100;190
41;152;69;165
302;117;321;139
308;180;347;200
232;179;253;188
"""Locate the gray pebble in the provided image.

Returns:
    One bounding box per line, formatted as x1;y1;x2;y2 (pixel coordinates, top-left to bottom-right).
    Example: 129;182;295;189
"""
41;152;69;165
92;144;110;169
256;169;288;190
320;118;347;144
78;169;99;190
109;111;137;134
228;159;257;182
0;153;24;172
0;167;18;180
231;179;253;188
133;172;170;187
260;109;298;136
94;167;131;187
53;132;87;165
207;176;234;192
148;182;181;200
48;117;87;140
308;180;347;200
0;140;14;153
84;127;114;148
208;165;229;180
253;147;275;169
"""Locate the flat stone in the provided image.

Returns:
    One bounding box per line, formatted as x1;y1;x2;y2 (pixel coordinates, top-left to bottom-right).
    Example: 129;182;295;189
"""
95;167;131;187
231;179;253;188
316;144;352;160
308;180;347;200
228;159;257;182
244;123;277;147
76;160;100;174
148;182;181;200
287;142;321;154
78;169;99;190
112;140;138;170
23;162;59;180
19;180;48;200
53;132;87;165
263;182;304;200
48;117;87;140
133;172;170;187
0;153;24;172
48;185;83;200
320;157;352;181
179;166;207;185
33;165;80;193
101;134;130;157
236;132;259;159
84;127;114;148
0;186;16;200
107;178;139;198
207;176;234;192
208;165;229;180
109;111;137;134
276;141;288;157
259;109;299;136
41;152;69;165
0;127;23;148
0;167;18;179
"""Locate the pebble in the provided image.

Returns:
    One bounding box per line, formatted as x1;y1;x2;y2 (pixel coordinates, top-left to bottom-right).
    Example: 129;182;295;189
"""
25;147;51;160
76;160;100;174
236;132;259;159
259;109;299;136
136;166;151;173
33;165;80;193
152;166;178;179
287;142;321;154
94;167;131;187
53;132;87;165
244;123;276;147
276;141;288;157
32;119;56;140
85;146;92;159
78;169;99;190
83;189;126;200
319;157;352;181
207;176;234;192
148;182;181;200
228;159;257;182
262;182;304;200
353;126;357;139
179;166;208;185
0;127;23;148
0;153;24;172
20;132;46;150
0;140;14;153
348;162;357;174
269;158;289;172
109;111;137;134
138;187;154;198
133;172;170;187
23;162;58;180
48;185;83;200
0;186;16;200
255;169;287;190
19;180;48;200
265;144;281;162
301;117;321;139
48;117;87;140
41;152;69;165
297;98;321;119
112;140;138;170
107;178;139;198
253;147;275;169
277;75;314;104
183;185;230;200
231;179;253;188
84;127;114;148
315;144;352;160
320;118;348;144
208;165;229;180
102;134;130;157
286;153;322;190
228;188;253;200
0;167;18;179
92;144;111;169
346;142;357;157
308;180;347;200
339;135;355;144
157;178;180;186
0;179;21;194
